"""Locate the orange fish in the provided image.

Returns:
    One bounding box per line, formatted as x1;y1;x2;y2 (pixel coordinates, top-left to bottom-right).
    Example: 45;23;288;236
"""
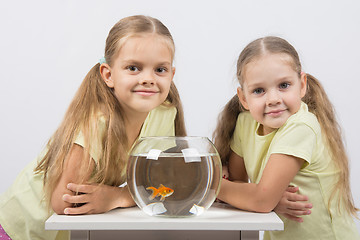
146;184;174;201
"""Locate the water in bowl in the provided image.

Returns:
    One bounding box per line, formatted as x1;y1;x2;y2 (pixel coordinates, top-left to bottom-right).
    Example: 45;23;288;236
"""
127;152;221;217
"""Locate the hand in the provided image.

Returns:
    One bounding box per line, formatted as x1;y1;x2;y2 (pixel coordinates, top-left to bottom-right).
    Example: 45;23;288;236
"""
274;186;313;222
62;183;135;215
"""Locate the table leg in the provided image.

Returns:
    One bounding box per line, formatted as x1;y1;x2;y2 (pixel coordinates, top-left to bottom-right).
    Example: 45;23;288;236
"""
70;230;89;240
241;231;259;240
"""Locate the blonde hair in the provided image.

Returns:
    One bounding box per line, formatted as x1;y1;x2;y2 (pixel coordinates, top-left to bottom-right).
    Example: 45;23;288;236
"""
213;36;358;217
35;15;186;206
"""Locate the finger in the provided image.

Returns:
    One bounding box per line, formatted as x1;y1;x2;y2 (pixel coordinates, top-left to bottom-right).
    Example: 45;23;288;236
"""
287;200;313;210
62;193;89;204
67;183;94;194
286;186;299;193
286;192;309;202
286;209;312;216
64;204;93;215
282;213;304;223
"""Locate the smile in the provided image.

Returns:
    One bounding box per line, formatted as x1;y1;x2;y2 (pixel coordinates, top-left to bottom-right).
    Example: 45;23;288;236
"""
265;110;285;117
133;90;159;96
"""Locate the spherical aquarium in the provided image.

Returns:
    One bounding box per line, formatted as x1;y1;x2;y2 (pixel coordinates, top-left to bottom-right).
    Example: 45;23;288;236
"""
127;136;222;217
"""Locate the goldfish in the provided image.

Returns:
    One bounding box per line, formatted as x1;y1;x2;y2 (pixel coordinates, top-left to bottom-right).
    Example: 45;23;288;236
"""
146;184;174;201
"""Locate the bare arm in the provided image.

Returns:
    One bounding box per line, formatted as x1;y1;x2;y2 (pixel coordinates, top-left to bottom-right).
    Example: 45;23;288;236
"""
51;144;87;214
51;144;135;215
218;152;303;213
62;182;135;215
228;150;248;183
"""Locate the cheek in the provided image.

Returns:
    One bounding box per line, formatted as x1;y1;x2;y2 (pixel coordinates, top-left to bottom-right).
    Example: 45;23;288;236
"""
284;94;302;112
161;78;172;93
247;100;265;121
247;97;263;111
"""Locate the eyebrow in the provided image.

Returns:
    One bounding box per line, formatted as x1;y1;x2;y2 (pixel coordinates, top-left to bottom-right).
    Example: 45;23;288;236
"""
122;60;171;66
246;76;294;88
245;82;263;90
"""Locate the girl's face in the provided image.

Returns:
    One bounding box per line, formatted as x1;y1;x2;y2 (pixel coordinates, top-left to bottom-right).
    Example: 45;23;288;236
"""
101;35;174;118
237;53;307;135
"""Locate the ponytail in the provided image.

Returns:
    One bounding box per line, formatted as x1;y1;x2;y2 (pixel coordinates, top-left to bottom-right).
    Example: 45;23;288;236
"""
166;82;187;136
213;94;244;165
303;74;359;217
35;63;129;208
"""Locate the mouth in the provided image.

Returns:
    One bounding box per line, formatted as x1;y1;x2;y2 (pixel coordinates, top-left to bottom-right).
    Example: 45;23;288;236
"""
133;89;159;96
265;109;286;117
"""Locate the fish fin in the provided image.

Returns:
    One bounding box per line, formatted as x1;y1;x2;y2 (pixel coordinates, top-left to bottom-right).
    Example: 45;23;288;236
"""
159;184;165;188
160;195;165;201
146;187;158;200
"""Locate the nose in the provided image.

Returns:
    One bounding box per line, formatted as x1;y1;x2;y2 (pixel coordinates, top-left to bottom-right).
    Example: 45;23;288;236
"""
266;89;281;106
140;70;155;86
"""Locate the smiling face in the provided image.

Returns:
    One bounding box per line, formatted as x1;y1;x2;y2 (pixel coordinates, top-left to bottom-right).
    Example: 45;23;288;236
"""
101;34;175;118
238;53;307;135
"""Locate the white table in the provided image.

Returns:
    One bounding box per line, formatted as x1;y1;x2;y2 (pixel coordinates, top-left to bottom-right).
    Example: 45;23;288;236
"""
45;202;283;240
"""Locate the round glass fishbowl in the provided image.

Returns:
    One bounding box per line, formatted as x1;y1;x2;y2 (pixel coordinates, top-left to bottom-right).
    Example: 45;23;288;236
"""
127;136;222;217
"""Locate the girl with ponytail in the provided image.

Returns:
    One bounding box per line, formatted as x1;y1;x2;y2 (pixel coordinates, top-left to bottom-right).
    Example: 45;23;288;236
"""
214;36;359;239
0;15;186;240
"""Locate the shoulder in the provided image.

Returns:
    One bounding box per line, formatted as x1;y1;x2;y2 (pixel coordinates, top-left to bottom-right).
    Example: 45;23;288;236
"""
283;102;320;135
235;111;257;133
232;111;257;141
150;102;177;114
236;110;255;125
147;103;177;123
141;103;177;137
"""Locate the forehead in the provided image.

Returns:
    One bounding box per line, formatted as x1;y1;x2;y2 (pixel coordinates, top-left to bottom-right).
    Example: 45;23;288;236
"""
243;53;296;82
117;34;174;61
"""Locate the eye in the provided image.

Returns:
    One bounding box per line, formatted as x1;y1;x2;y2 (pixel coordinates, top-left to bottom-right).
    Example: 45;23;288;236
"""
127;66;140;72
156;67;167;73
253;88;264;95
279;82;290;89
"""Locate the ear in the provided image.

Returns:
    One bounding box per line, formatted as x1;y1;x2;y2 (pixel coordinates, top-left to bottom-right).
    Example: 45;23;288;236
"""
237;87;249;110
300;72;307;98
171;67;176;80
100;63;114;88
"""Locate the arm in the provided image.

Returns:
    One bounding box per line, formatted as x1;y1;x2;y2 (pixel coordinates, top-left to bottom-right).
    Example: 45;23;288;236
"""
51;144;135;215
228;150;248;182
218;152;304;213
62;182;135;215
51;143;86;214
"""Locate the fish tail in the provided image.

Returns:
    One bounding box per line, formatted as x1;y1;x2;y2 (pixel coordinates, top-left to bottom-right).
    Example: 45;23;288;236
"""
146;187;158;200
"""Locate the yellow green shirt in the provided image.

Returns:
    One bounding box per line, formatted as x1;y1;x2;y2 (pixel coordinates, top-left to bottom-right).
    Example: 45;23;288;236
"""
230;102;359;240
0;104;177;240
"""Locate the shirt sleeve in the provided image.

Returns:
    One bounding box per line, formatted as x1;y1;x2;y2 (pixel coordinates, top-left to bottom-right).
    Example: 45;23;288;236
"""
270;122;316;168
73;116;107;163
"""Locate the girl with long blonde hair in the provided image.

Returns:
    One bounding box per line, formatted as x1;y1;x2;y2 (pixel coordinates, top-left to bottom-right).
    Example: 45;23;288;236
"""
214;36;359;239
0;15;186;240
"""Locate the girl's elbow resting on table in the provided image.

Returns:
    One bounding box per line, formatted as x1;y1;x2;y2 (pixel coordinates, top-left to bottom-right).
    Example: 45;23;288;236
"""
51;194;72;215
251;185;280;213
220;181;278;213
51;202;66;215
252;200;276;213
221;195;274;213
238;193;277;213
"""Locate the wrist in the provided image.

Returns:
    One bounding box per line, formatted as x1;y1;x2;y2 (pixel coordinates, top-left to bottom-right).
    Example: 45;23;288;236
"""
115;185;136;208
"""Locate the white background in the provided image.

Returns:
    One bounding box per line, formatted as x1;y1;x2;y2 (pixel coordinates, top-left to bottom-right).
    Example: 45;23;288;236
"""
0;0;359;234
